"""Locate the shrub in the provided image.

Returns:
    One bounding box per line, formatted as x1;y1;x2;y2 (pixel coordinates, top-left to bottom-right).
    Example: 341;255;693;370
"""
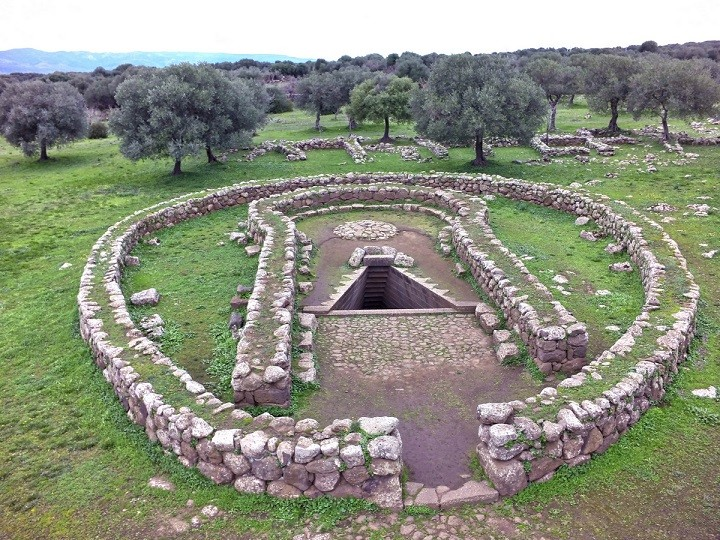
88;121;109;139
266;86;293;114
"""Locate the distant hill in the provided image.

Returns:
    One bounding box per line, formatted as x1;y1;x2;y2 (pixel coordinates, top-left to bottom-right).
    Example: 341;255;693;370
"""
0;48;314;74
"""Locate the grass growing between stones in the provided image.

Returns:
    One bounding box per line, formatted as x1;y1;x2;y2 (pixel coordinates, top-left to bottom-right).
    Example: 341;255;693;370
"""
0;103;719;539
122;205;256;386
486;196;646;358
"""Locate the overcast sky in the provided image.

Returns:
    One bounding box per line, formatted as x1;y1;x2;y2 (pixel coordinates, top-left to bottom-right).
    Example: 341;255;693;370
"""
2;0;718;59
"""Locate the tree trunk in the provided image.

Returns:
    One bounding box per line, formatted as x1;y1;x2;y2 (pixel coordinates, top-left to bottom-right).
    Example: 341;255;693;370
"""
39;139;48;161
379;116;391;143
471;129;487;166
348;117;357;130
660;108;670;141
206;146;218;163
172;159;182;175
568;94;575;106
549;99;558;132
608;99;620;133
315;111;321;131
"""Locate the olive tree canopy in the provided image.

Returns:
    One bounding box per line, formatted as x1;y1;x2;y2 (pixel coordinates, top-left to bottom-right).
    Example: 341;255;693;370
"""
412;54;546;165
110;63;268;175
348;74;415;142
0;80;86;160
584;54;639;133
627;55;720;141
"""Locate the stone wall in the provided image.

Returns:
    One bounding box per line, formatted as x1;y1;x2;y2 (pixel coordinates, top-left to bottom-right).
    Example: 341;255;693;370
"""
78;171;697;506
256;184;586;374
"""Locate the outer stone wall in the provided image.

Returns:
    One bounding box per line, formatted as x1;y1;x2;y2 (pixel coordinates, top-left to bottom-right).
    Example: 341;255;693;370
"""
78;172;697;506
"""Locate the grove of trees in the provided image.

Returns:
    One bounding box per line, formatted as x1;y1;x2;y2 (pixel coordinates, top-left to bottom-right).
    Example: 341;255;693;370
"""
1;40;720;170
627;55;720;140
109;63;268;174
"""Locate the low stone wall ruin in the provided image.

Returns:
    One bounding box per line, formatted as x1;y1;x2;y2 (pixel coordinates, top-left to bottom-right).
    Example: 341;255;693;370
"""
78;171;697;507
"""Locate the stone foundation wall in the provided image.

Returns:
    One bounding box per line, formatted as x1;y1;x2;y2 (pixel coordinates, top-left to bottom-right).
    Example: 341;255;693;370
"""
78;171;697;506
258;184;586;373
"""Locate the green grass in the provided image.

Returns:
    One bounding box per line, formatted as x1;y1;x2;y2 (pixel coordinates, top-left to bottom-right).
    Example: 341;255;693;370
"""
121;205;256;386
0;104;719;539
486;196;646;357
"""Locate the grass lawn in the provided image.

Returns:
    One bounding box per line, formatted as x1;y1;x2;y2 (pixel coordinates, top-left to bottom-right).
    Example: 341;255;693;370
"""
0;102;718;539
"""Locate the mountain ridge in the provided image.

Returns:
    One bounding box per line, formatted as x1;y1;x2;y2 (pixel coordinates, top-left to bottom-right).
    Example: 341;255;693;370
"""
0;48;314;74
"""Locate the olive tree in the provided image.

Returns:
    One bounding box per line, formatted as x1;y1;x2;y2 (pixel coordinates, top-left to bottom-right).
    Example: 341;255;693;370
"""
0;80;86;160
295;67;370;130
412;54;546;166
584;54;639;133
110;63;268;174
525;56;582;131
627;55;720;141
349;74;415;142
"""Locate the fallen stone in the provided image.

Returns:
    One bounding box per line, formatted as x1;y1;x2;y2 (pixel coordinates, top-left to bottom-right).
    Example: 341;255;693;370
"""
440;480;499;508
201;505;219;518
245;245;261;257
580;230;598;242
298;282;313;294
228;311;244;330
148;476;175;491
496;342;520;363
348;247;365;267
574;216;590;226
230;295;248;309
691;386;717;398
493;329;512;346
609;261;633;272
358;416;398;436
124;255;140;266
130;288;160;306
478;312;500;334
393;253;414;267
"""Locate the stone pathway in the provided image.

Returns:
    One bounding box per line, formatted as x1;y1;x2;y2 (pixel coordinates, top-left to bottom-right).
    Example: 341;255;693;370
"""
318;313;489;378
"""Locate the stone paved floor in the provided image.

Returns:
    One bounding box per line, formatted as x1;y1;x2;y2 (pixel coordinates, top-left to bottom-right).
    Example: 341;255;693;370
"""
318;313;489;379
297;313;543;489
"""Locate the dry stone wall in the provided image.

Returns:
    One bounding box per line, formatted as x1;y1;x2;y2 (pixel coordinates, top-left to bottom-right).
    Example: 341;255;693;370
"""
78;171;697;506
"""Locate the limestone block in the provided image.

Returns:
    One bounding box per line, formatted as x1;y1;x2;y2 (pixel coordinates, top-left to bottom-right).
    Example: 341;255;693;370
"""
130;288;160;306
476;444;528;496
477;402;514;424
439;480;499;508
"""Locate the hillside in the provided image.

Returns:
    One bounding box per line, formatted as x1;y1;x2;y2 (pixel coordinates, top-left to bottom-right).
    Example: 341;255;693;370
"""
0;48;313;74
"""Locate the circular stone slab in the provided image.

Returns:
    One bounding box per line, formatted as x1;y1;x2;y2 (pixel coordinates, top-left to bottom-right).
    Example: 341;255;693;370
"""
333;220;398;240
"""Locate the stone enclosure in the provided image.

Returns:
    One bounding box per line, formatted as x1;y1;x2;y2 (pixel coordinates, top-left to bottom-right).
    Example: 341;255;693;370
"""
78;169;698;508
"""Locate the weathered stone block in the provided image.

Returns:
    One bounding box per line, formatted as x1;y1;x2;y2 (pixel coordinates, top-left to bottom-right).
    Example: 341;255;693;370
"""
130;288;160;306
476;444;528;496
439;480;499;508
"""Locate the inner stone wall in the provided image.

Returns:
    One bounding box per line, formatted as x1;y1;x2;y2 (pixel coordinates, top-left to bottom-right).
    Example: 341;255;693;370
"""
78;171;697;507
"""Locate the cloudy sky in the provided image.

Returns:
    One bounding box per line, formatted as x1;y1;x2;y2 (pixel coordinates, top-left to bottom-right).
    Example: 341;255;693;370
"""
2;0;718;59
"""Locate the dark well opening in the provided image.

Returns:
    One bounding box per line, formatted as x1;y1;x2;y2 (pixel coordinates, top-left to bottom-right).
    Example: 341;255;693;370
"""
332;266;455;310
